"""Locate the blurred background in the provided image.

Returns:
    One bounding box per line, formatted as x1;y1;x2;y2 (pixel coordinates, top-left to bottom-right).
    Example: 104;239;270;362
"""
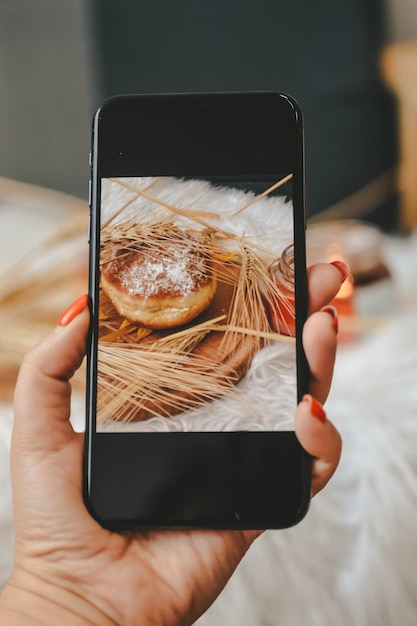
2;3;417;625
0;0;416;231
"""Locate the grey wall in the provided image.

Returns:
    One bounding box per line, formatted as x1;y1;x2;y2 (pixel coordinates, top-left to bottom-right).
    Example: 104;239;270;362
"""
0;0;94;199
0;1;415;200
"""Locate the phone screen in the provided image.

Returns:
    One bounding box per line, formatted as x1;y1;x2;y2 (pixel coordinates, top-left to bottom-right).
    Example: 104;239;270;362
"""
85;93;309;529
98;174;296;432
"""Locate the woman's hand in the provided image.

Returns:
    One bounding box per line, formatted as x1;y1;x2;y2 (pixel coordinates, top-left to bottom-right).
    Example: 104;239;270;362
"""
0;262;345;626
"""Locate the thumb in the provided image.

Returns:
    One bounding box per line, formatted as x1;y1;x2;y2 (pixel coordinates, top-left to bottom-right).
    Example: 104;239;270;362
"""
13;295;90;449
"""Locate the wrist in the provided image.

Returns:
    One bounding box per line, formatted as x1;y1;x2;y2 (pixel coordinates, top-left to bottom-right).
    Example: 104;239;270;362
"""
0;568;116;626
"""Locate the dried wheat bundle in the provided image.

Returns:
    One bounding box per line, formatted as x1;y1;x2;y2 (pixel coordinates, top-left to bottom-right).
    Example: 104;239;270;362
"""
97;177;295;425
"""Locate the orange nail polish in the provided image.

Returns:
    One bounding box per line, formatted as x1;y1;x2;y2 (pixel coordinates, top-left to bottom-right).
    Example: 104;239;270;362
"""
303;394;326;422
330;260;350;283
57;294;89;326
321;305;339;333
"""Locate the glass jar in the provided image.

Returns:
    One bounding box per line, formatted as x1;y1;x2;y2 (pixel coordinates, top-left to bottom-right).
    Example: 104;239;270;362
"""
268;243;296;336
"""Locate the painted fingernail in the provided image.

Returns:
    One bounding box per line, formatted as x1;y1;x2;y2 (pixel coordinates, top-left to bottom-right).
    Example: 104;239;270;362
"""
57;294;89;326
320;305;339;333
330;260;350;283
303;394;327;422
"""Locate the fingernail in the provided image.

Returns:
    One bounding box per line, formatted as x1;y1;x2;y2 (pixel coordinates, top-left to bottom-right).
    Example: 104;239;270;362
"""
330;260;350;283
303;394;327;422
57;294;89;326
320;305;339;333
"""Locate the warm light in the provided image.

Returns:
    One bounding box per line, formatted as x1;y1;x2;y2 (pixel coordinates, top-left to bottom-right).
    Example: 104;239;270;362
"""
336;275;354;300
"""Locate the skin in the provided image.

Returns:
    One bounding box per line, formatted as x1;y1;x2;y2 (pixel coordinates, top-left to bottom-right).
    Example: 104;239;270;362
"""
0;262;343;626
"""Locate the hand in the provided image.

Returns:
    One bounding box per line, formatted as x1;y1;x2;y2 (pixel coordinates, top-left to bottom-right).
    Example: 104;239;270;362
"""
0;262;344;626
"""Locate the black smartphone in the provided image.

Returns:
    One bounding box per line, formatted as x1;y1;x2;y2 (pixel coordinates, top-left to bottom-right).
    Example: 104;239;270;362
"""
84;92;309;530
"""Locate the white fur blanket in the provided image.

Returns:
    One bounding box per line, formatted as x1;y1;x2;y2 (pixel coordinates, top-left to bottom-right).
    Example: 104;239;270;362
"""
1;194;417;624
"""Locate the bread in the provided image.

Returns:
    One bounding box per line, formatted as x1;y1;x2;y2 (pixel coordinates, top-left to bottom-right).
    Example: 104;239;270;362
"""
101;232;217;329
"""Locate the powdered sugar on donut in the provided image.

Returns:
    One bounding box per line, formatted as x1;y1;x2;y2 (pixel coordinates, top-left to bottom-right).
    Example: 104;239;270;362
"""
117;243;210;299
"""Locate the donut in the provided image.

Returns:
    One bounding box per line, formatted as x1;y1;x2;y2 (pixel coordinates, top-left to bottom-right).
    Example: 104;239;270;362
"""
100;232;217;329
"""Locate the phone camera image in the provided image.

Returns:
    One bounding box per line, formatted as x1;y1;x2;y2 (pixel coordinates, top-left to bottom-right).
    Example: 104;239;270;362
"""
96;175;296;433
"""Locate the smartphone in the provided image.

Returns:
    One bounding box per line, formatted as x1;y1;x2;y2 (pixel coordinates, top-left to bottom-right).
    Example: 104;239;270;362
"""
84;92;309;529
